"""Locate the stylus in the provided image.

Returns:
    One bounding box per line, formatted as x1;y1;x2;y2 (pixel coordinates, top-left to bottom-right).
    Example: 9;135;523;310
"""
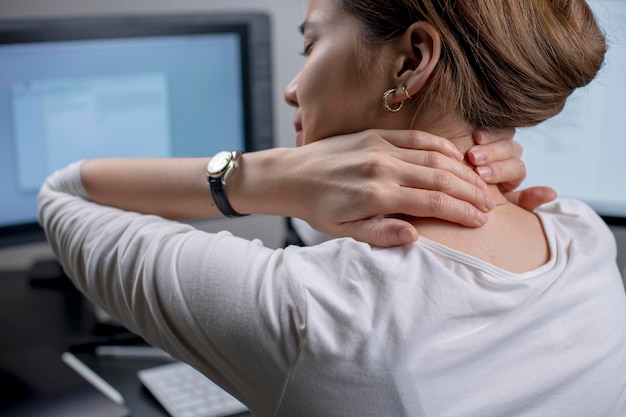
95;345;174;361
61;351;125;405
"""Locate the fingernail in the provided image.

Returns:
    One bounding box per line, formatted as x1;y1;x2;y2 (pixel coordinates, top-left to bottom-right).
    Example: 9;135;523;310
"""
477;211;488;225
476;166;493;179
476;177;487;190
398;228;418;245
471;150;487;164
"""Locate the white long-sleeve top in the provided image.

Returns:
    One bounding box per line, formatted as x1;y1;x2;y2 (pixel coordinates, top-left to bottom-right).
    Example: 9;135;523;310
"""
38;161;626;417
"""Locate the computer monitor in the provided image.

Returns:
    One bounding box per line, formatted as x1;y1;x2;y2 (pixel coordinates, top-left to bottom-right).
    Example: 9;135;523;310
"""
0;12;274;247
517;0;626;226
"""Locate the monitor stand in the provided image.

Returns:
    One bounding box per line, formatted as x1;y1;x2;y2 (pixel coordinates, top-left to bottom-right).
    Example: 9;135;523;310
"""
29;258;72;289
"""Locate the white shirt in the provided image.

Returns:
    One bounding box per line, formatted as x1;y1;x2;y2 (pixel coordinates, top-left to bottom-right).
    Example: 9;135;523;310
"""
38;162;626;417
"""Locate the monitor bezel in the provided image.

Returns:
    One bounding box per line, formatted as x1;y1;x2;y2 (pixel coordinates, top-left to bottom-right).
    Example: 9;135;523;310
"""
0;13;274;248
602;216;626;227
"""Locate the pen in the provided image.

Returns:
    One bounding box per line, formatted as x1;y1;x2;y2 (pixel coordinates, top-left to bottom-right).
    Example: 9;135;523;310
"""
61;351;125;405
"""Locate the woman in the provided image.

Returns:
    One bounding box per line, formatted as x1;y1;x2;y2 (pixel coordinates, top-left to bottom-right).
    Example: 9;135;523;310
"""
38;0;626;416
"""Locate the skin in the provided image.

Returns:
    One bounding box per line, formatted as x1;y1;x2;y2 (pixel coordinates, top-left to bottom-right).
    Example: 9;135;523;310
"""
282;0;550;270
79;0;555;248
285;0;554;208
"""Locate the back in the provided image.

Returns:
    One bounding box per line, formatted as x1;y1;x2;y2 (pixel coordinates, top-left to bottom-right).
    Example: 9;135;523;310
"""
277;199;626;416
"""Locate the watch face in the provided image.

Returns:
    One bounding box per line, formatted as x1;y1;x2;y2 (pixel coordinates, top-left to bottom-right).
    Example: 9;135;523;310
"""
208;151;232;176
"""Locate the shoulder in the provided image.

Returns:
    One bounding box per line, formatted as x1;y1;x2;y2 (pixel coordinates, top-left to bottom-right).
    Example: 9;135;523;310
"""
535;198;608;229
283;237;432;306
284;238;372;279
535;198;617;256
285;237;406;274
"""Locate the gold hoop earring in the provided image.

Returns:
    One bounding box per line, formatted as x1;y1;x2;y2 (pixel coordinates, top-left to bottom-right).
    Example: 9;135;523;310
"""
402;86;412;100
383;88;404;113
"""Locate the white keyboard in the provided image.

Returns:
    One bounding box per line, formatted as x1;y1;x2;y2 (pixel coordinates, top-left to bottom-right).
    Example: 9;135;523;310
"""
138;362;248;417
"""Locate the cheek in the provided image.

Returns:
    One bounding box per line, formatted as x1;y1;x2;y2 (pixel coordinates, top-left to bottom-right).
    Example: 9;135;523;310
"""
298;46;387;143
297;65;343;143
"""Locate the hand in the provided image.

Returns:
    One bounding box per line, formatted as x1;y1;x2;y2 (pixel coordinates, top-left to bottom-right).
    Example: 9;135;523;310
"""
284;129;494;247
467;128;556;211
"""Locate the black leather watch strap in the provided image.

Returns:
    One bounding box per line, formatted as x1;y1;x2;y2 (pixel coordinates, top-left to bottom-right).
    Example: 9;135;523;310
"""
207;151;248;218
208;175;247;218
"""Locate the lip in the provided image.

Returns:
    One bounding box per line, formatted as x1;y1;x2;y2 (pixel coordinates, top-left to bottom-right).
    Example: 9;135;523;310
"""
294;121;303;146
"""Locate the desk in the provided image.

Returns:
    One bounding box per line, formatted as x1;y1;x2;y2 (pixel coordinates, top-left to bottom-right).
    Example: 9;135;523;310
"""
0;269;252;417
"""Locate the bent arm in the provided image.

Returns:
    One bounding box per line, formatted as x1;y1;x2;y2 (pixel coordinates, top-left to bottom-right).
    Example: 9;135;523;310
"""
82;148;331;221
81;130;493;246
79;128;546;247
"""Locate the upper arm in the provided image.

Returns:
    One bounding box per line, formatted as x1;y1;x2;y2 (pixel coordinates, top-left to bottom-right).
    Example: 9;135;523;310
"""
40;173;306;413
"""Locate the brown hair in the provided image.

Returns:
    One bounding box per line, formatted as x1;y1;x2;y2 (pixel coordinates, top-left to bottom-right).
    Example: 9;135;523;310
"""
339;0;607;129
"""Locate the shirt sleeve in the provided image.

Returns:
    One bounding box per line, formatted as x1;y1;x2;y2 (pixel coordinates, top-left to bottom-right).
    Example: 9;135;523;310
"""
37;161;307;415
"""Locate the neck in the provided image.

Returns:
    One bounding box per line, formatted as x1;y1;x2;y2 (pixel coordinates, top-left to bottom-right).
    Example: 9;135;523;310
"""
407;109;509;207
409;109;473;151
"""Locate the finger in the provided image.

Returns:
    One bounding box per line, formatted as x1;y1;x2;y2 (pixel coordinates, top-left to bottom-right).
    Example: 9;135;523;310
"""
474;159;527;188
472;127;516;145
338;152;493;222
504;186;557;210
382;189;490;228
335;217;419;247
396;151;487;191
467;138;523;166
391;158;492;212
375;129;464;161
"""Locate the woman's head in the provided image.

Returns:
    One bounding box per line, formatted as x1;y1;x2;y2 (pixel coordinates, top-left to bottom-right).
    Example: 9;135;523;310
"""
340;0;606;129
286;0;606;145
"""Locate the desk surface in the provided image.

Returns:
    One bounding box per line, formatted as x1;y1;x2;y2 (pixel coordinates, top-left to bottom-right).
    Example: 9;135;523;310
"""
0;269;252;417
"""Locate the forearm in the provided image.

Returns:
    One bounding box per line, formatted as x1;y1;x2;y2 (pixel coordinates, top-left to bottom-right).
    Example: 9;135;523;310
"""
82;157;215;220
79;130;499;247
74;127;542;247
80;149;298;221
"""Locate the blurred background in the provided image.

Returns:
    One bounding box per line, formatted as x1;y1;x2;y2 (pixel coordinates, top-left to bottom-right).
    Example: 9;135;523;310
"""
0;0;308;271
0;0;624;285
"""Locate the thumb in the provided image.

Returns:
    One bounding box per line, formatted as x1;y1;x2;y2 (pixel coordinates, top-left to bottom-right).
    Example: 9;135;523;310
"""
505;186;557;211
336;218;419;247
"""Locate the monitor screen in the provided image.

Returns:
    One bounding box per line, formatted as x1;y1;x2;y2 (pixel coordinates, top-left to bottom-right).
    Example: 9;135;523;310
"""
0;13;274;246
517;0;626;225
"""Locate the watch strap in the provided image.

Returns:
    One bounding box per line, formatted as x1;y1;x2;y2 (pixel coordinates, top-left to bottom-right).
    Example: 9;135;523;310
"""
207;151;248;218
208;176;247;218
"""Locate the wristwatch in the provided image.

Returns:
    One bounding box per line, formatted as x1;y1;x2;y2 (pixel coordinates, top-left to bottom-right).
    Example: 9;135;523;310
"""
206;151;248;218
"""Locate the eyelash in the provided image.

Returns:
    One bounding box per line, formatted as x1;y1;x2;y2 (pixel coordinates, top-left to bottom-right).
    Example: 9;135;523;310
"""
300;43;312;57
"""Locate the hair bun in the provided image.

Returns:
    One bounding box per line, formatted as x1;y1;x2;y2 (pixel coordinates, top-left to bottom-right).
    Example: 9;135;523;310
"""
341;0;607;129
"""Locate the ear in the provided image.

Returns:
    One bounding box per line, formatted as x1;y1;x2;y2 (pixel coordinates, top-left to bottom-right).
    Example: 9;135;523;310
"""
387;21;441;105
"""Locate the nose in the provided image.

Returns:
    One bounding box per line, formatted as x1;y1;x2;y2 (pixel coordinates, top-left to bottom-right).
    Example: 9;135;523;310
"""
284;74;298;108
